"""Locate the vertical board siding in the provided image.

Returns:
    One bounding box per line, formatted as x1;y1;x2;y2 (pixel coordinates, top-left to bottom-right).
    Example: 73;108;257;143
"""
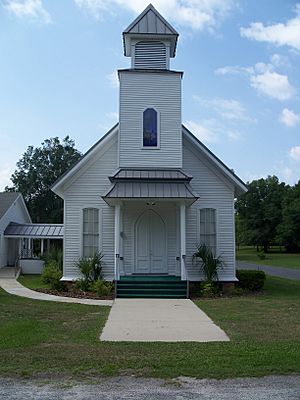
183;136;236;281
63;137;118;280
119;71;182;168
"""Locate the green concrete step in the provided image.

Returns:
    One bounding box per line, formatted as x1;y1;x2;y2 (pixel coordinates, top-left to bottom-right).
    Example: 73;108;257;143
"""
117;293;187;299
117;283;186;290
120;275;181;282
116;275;187;298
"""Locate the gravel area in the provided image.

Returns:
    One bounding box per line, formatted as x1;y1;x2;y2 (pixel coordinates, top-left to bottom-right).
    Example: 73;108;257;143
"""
1;375;299;399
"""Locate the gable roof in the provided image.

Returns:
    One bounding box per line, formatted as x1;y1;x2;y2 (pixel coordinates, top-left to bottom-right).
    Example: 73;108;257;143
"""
182;125;247;196
123;4;178;57
124;4;178;35
52;123;247;199
51;124;118;197
0;192;20;219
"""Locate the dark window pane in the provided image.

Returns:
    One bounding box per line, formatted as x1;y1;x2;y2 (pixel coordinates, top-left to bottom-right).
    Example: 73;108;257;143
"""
143;108;157;147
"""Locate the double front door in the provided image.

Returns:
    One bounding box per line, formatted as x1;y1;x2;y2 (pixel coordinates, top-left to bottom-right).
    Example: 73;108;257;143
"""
135;209;167;274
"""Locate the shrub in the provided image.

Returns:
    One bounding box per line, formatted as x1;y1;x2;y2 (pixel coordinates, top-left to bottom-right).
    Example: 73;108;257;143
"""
199;282;218;297
90;279;113;297
74;278;90;292
41;261;65;291
75;252;104;283
41;246;63;271
236;269;266;291
193;243;224;282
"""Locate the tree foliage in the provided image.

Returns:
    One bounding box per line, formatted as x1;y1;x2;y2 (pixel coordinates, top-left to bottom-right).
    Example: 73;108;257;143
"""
6;136;81;223
235;176;289;252
276;181;300;252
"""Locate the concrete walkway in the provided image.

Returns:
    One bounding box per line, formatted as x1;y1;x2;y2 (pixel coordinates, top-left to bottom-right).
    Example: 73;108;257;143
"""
237;261;300;280
100;298;229;342
0;268;113;306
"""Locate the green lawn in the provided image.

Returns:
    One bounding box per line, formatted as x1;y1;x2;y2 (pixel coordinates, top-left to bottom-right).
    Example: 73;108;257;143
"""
236;246;300;269
0;276;299;380
18;274;50;289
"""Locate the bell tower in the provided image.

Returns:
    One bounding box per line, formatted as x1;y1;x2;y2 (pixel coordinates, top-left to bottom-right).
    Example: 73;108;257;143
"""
118;4;183;168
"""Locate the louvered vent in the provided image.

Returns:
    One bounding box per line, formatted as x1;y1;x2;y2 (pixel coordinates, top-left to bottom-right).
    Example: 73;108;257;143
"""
134;41;167;69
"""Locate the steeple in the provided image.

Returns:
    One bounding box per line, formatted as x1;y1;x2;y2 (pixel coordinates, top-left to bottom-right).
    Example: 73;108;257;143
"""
123;4;179;70
118;5;183;169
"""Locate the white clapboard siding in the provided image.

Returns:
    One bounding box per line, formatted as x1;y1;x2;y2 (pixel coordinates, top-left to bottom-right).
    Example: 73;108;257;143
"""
119;71;182;168
134;41;167;69
63;136;118;280
183;136;236;281
0;196;31;267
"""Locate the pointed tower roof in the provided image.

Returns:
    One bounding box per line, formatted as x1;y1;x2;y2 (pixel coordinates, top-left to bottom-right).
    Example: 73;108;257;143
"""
123;4;178;57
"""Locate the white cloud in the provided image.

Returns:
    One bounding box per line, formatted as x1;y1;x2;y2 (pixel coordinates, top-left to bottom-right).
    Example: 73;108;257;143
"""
185;120;217;143
290;146;300;161
106;112;119;120
227;131;241;141
0;165;14;191
216;56;295;101
250;70;294;101
282;166;293;181
280;108;300;127
74;0;234;31
106;71;119;88
215;65;253;76
240;5;300;51
4;0;52;23
193;96;252;121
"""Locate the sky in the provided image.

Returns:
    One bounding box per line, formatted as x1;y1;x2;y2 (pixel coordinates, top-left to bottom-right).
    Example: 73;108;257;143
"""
0;0;300;190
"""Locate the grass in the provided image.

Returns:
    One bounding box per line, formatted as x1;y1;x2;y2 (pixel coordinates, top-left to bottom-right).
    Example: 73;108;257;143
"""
18;274;50;289
0;275;299;380
236;246;300;270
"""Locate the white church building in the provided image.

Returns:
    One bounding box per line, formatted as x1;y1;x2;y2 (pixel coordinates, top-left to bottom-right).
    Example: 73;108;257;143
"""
52;4;247;297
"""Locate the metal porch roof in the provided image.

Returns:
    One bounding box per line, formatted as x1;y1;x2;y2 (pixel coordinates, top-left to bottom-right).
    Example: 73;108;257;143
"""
4;223;64;239
103;168;198;205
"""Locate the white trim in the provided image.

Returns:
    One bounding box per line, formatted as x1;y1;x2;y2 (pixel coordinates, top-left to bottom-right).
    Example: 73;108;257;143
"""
198;207;218;256
180;203;186;280
18;195;32;223
114;204;121;280
80;207;101;259
182;125;247;195
141;106;161;149
52;125;118;197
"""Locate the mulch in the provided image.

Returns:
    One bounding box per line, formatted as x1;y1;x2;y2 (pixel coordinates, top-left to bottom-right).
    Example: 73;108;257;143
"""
35;288;114;301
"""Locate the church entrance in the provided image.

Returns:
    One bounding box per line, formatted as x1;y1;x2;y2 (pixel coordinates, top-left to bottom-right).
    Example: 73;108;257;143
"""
135;209;167;274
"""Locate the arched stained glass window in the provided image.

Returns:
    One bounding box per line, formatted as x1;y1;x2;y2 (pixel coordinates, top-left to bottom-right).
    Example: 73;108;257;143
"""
143;108;158;147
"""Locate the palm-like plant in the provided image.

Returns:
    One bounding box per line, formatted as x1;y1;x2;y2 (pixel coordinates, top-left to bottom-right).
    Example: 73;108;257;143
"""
193;243;223;282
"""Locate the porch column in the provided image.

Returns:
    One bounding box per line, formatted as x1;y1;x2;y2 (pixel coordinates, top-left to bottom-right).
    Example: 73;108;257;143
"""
28;238;32;258
18;238;22;258
114;204;121;281
41;239;44;256
180;203;187;280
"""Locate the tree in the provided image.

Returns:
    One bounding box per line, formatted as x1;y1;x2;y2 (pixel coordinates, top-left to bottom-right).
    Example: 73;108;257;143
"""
6;136;81;223
235;176;288;252
277;181;300;252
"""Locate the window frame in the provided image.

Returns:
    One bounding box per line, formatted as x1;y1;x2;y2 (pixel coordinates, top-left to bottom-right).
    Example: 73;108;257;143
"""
81;207;101;259
141;106;160;149
197;208;218;256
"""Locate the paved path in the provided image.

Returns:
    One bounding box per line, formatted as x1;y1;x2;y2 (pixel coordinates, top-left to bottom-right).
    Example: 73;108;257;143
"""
1;375;299;400
237;261;300;280
100;298;229;342
0;269;113;306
